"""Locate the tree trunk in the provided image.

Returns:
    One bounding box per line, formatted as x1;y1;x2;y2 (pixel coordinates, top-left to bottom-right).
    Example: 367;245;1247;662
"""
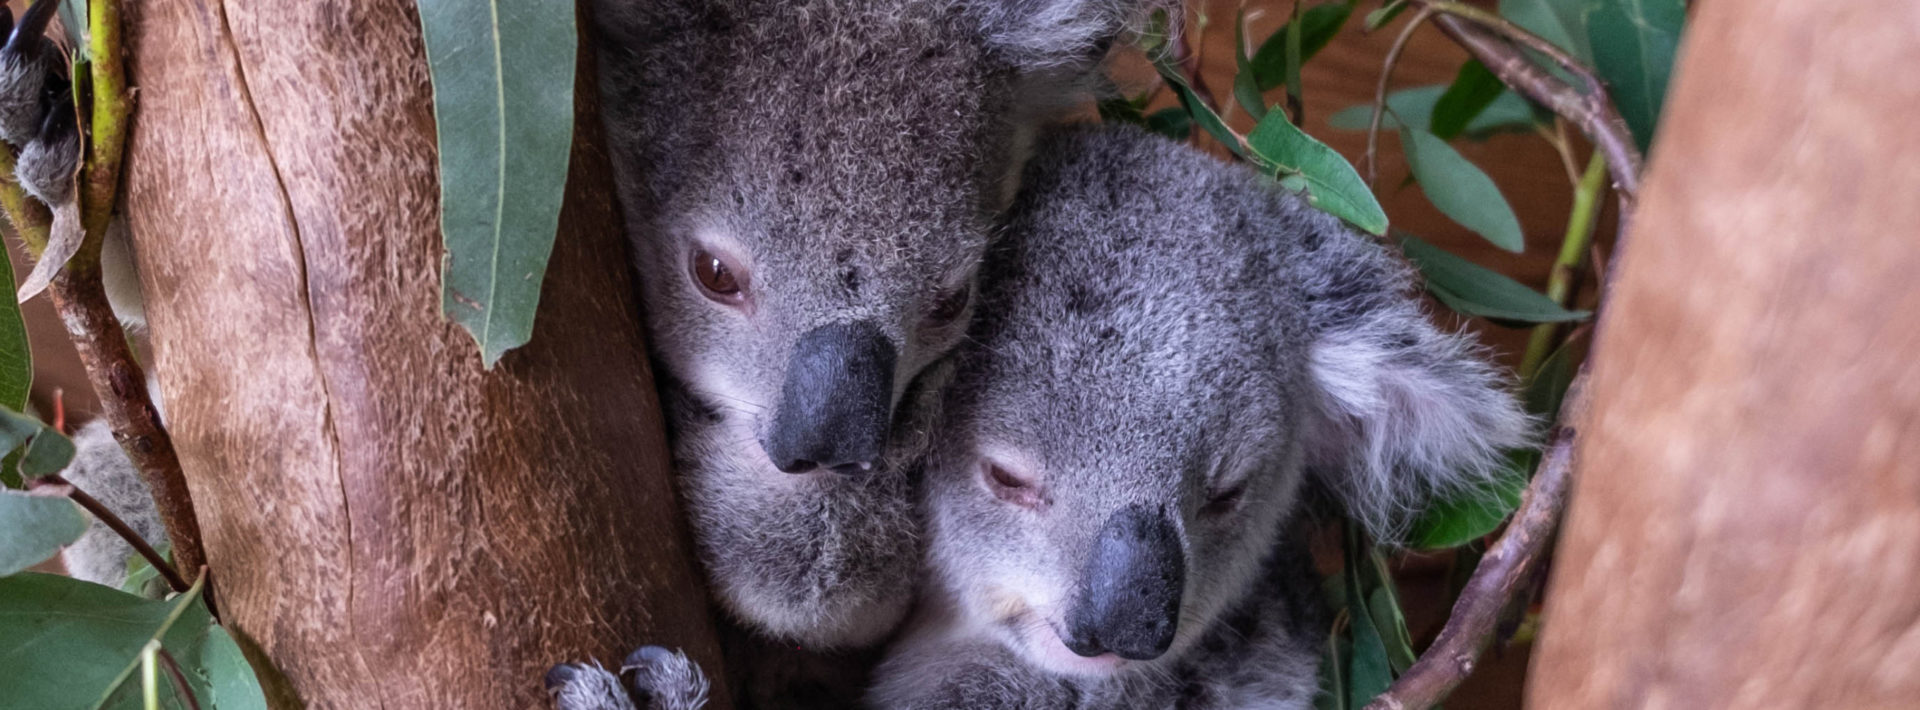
118;1;728;707
1529;1;1920;707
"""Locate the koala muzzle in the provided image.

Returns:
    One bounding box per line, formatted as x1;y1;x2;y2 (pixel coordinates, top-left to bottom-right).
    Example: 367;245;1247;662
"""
763;321;896;475
1062;505;1185;661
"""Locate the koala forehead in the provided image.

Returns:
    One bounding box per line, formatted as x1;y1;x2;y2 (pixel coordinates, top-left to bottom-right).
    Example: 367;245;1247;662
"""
624;0;1009;287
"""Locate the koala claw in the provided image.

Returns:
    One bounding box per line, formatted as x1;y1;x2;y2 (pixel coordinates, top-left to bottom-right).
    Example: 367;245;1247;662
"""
622;646;710;710
547;662;638;710
546;648;708;710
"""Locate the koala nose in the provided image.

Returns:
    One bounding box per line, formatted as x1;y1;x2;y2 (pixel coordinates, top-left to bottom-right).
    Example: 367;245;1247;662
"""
1063;504;1185;661
763;321;896;474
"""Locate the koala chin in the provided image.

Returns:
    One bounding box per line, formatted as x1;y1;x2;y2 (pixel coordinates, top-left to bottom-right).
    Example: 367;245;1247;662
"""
868;124;1532;709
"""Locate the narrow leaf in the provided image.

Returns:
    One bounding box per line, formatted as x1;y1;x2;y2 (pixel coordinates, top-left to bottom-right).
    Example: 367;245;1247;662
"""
0;488;88;576
1400;128;1525;252
1501;0;1592;61
419;0;577;367
1143;107;1192;141
1365;0;1408;31
1251;2;1352;91
1401;235;1589;323
1247;112;1388;235
0;208;32;412
1232;12;1268;122
1430;60;1506;140
1329;86;1538;135
1584;0;1684;153
1407;451;1532;549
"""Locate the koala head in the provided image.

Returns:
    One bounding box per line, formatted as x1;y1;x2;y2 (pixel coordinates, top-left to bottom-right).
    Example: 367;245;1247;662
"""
921;126;1530;679
592;0;1162;475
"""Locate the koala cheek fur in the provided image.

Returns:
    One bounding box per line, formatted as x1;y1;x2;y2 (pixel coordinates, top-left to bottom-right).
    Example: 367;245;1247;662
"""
876;124;1530;708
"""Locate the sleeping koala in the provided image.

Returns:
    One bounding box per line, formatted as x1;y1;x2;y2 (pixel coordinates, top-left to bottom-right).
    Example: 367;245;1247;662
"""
865;123;1532;708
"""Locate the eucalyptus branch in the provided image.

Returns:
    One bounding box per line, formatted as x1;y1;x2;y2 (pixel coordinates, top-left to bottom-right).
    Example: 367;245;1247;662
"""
1520;151;1607;378
0;0;210;591
1422;8;1642;204
1366;6;1436;186
35;473;191;594
1364;418;1579;710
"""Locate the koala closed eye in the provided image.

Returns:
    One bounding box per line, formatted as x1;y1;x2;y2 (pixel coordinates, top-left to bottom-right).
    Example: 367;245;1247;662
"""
981;459;1046;510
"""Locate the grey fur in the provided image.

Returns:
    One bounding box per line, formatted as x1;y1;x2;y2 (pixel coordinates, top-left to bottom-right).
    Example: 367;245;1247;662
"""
60;421;169;590
589;0;1166;649
869;124;1530;708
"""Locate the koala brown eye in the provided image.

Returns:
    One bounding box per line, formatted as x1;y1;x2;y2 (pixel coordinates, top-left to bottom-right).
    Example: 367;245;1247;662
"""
690;250;746;304
922;286;970;327
1200;481;1246;517
982;461;1044;509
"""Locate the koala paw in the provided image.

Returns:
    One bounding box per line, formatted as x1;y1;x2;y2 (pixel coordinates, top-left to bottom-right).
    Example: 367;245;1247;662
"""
546;662;636;710
0;0;80;205
622;646;710;710
546;647;708;710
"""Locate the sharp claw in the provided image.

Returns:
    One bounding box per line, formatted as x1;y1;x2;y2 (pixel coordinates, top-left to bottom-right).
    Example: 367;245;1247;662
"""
0;7;15;42
544;663;582;691
6;1;58;55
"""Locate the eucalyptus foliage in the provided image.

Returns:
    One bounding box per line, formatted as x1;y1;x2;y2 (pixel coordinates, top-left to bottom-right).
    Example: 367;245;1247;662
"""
1120;0;1685;705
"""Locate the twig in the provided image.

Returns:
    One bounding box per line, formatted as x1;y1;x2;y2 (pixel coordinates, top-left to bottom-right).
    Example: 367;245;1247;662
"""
80;0;132;244
1519;151;1607;378
1365;421;1579;710
1366;7;1436;186
156;648;204;710
37;473;191;593
1422;8;1642;203
46;264;209;595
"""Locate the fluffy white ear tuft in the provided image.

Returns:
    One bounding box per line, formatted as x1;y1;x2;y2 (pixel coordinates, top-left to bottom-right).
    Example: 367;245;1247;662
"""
968;0;1169;69
1293;228;1534;540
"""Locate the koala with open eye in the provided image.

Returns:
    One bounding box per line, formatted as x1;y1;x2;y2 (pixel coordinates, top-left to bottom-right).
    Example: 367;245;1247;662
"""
550;1;1171;707
866;123;1532;708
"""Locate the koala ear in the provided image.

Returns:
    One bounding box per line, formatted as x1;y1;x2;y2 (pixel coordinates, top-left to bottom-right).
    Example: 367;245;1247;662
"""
966;0;1167;70
1295;227;1534;540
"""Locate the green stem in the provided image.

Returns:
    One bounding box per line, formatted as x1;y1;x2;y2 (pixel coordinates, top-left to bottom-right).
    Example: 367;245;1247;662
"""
75;0;130;273
1519;151;1607;378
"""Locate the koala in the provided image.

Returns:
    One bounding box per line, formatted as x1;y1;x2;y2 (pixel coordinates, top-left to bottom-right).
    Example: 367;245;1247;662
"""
582;0;1167;655
0;0;80;206
861;123;1532;708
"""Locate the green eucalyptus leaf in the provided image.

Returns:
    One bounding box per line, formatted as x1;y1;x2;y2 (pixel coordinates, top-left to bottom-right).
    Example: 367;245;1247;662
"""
0;239;29;413
1364;0;1408;31
1407;452;1533;549
1250;2;1352;91
1315;623;1349;710
419;0;577;368
1096;96;1145;124
1584;0;1684;153
0;409;71;489
1329;86;1538;135
1246;112;1388;235
1148;49;1240;151
1144;107;1193;141
1501;0;1592;61
1345;565;1392;707
1400;128;1525;252
1526;341;1580;417
1232;12;1269;122
0;573;267;710
56;0;89;52
1401;235;1589;323
1430;60;1506;140
1368;586;1416;674
0;489;87;576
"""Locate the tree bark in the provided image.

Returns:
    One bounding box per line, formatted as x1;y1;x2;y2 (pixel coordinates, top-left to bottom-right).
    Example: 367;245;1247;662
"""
1529;1;1920;707
118;1;728;708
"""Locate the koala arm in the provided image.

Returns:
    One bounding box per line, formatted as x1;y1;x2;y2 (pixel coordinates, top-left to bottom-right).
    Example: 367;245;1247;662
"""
868;632;1077;710
59;421;168;589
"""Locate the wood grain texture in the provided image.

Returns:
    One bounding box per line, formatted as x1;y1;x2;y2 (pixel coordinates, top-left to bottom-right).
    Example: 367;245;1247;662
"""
118;0;727;707
1529;1;1920;707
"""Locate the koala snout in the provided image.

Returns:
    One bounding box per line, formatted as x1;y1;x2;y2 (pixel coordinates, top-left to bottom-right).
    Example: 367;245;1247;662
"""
763;321;897;474
1062;505;1185;661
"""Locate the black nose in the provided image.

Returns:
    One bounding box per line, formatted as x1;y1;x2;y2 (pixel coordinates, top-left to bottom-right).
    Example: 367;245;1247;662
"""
762;321;896;474
1063;505;1185;661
